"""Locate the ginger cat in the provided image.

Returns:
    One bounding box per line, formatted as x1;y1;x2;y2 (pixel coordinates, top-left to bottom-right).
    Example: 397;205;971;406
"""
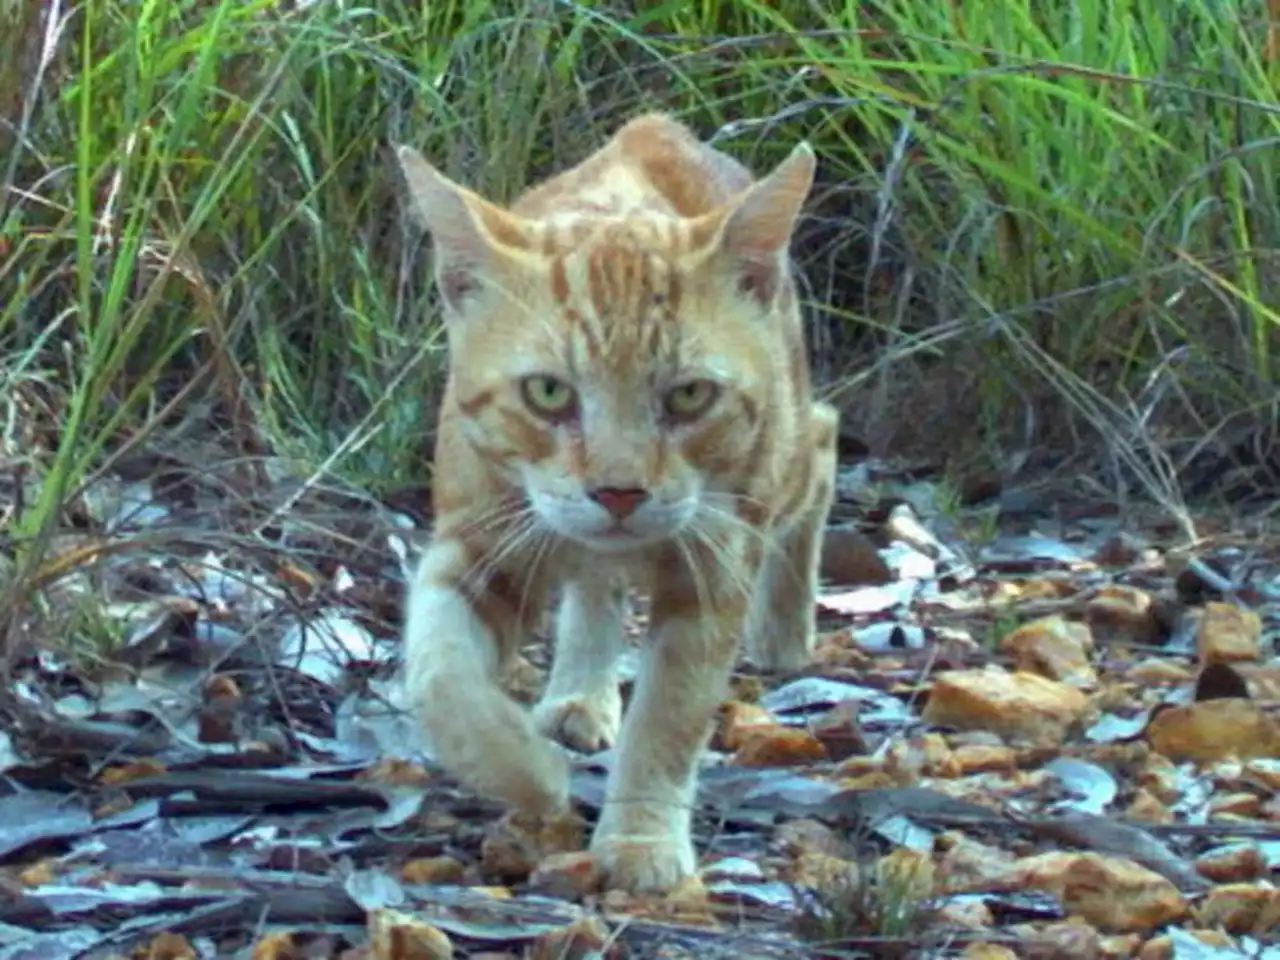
393;113;837;895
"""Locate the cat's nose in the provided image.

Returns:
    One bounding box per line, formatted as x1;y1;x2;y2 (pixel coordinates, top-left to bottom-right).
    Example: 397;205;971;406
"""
588;486;649;520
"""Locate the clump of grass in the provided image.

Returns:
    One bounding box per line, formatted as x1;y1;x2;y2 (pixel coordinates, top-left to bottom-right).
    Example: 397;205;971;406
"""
792;848;941;947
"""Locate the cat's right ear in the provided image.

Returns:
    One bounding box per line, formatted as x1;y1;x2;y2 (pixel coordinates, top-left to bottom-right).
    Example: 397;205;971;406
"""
393;144;530;313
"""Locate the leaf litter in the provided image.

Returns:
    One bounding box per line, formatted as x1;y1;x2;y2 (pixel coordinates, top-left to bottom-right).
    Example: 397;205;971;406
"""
1;452;1279;958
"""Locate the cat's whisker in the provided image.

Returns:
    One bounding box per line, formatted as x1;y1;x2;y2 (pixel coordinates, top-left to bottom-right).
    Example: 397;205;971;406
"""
673;533;713;623
455;512;537;595
696;500;794;570
513;528;556;631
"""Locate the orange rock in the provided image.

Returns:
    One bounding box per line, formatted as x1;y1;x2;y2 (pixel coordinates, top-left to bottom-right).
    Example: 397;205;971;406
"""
18;859;58;887
134;932;198;960
935;833;1018;890
716;700;777;751
960;945;1017;960
1193;883;1280;935
731;725;828;767
1087;585;1163;645
1144;698;1280;764
251;933;307;960
400;856;465;885
1195;843;1266;883
947;743;1019;776
1135;754;1182;805
1035;919;1104;959
999;615;1096;688
528;851;603;901
1207;791;1263;818
367;909;453;960
1125;658;1193;687
1125;787;1173;822
1243;758;1280;791
480;810;586;883
922;666;1090;746
1100;933;1145;958
1195;602;1262;665
1010;852;1186;932
528;916;615;960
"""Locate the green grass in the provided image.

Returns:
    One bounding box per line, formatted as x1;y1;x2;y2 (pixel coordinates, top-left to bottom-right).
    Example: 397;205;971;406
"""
1;0;1278;620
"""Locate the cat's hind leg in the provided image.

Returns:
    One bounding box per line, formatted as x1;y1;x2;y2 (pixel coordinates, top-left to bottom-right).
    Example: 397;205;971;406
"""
744;401;838;672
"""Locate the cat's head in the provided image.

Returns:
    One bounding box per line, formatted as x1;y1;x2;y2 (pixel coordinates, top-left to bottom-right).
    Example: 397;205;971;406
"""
394;136;814;552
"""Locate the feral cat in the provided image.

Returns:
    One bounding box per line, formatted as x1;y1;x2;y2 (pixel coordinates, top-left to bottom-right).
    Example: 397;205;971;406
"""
393;113;837;895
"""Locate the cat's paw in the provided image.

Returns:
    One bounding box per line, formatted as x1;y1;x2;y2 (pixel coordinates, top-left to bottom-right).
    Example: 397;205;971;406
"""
590;830;697;895
534;687;622;753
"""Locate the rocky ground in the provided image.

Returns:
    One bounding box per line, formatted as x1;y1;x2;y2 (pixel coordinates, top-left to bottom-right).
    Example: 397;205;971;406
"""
0;449;1277;959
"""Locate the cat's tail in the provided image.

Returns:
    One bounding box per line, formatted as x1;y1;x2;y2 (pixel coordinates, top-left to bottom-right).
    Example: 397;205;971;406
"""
401;542;570;816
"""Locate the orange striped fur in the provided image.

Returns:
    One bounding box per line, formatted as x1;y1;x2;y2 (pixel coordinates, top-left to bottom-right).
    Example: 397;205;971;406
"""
393;114;837;895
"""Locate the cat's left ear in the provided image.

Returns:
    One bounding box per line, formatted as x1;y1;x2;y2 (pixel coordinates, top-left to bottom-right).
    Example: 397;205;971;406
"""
698;142;816;306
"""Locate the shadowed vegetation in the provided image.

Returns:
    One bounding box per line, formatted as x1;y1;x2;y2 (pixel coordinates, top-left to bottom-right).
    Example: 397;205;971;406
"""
2;0;1278;617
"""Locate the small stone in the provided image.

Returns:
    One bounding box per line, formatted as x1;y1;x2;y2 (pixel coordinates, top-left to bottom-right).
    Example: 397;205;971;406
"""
1011;853;1186;933
1087;585;1163;645
366;909;452;960
1144;698;1280;763
400;856;465;885
1195;602;1262;665
999;615;1096;688
716;700;777;751
528;851;602;901
1192;883;1280;935
1194;843;1266;883
731;726;828;767
922;666;1089;746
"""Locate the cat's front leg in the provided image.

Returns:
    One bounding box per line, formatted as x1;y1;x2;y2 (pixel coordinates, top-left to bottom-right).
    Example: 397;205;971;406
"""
534;570;627;753
403;539;570;815
589;544;746;894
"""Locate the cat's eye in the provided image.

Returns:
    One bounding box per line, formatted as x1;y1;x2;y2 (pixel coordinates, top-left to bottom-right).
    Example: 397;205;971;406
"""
663;380;720;422
521;374;578;420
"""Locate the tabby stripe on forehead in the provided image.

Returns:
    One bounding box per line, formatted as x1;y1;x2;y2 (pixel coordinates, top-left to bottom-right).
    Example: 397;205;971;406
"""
549;255;570;303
